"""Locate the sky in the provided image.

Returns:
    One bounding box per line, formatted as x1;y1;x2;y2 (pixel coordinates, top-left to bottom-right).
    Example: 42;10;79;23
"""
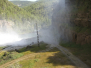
8;0;37;1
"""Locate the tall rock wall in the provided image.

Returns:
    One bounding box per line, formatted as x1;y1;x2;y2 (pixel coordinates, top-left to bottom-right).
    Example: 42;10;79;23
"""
52;0;91;45
70;0;91;45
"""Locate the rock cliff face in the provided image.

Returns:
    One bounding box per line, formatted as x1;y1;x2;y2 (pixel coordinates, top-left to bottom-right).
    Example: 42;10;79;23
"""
73;33;91;45
0;20;14;32
52;0;91;45
71;0;91;45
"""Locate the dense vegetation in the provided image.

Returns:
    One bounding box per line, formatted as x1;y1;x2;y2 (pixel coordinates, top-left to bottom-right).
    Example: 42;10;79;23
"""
0;0;58;34
10;1;35;7
0;0;35;33
23;0;58;28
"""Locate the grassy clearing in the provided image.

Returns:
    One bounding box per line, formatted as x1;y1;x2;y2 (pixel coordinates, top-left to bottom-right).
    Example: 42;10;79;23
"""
60;42;91;67
7;48;76;68
0;42;47;66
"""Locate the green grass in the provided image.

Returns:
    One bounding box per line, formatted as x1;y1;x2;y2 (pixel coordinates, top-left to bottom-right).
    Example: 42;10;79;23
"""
19;59;39;68
60;42;91;67
0;51;24;65
7;47;75;68
18;43;48;55
0;42;47;66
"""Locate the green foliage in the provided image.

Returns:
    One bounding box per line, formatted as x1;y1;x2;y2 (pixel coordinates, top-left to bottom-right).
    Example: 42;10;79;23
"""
19;42;48;54
10;1;35;7
0;0;58;34
0;0;33;33
24;0;58;28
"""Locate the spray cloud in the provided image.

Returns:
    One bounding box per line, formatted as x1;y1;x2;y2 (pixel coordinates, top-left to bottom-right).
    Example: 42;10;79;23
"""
0;0;72;48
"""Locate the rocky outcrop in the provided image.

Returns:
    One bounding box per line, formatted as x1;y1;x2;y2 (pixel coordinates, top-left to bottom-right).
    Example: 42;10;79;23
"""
72;12;91;45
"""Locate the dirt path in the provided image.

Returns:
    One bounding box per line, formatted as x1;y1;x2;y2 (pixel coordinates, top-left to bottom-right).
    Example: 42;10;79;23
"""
50;44;90;68
0;47;53;68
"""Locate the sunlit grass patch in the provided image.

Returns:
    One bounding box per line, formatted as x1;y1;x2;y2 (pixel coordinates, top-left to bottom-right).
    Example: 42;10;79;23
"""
0;42;48;66
6;62;21;68
17;47;76;68
0;51;23;65
19;59;39;68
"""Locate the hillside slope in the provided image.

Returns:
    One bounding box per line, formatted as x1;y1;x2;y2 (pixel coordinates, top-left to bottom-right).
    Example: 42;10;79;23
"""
24;0;59;28
0;0;58;34
10;1;35;7
0;0;35;33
